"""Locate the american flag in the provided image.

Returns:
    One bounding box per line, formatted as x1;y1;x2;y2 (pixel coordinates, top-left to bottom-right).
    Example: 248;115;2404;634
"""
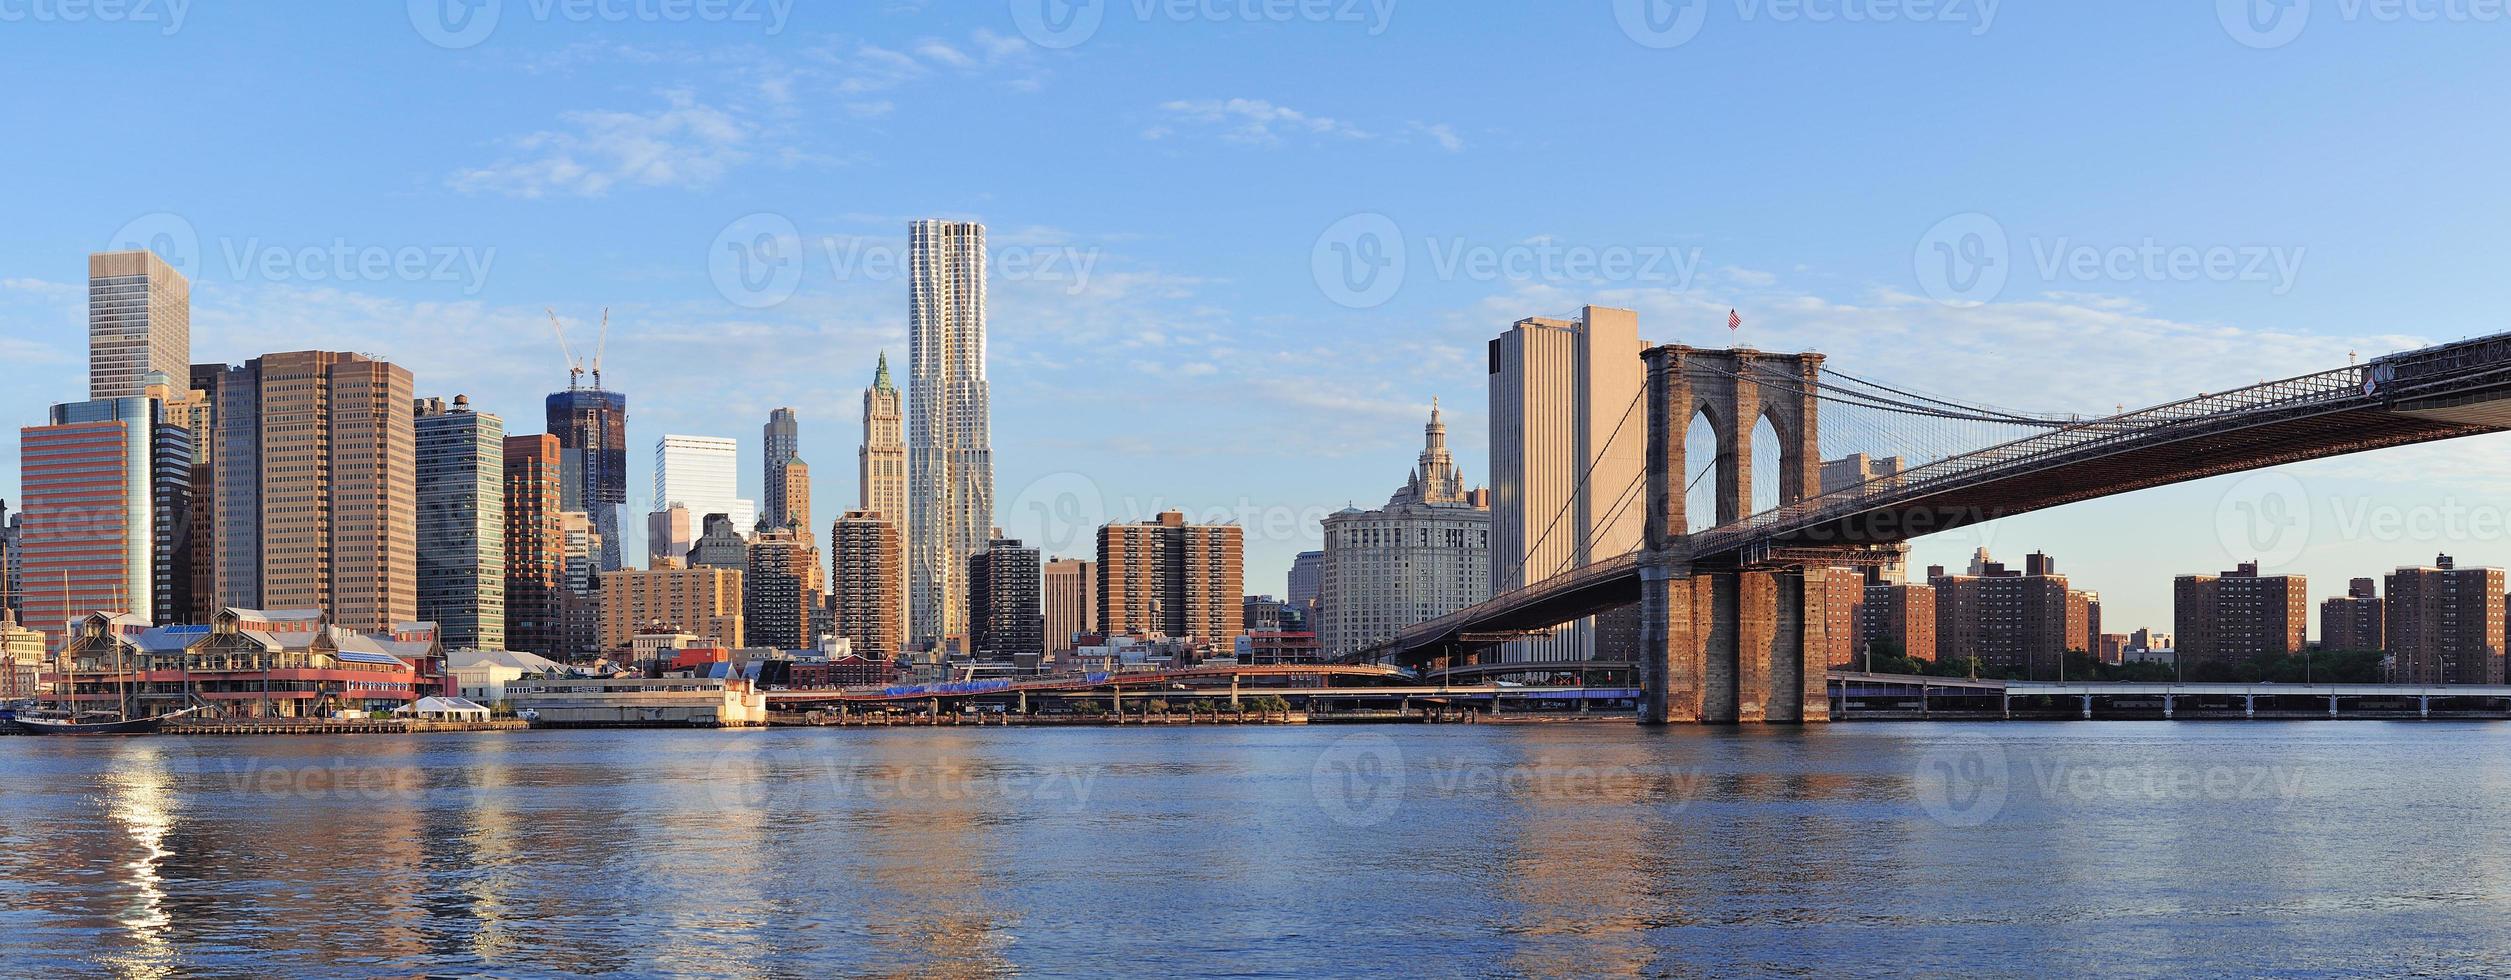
1728;309;1742;332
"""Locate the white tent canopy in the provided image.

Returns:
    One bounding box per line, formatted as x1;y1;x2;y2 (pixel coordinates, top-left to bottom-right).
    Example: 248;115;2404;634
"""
396;696;492;720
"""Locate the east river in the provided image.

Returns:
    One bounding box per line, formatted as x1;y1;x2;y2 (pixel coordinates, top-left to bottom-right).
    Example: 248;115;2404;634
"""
4;722;2510;977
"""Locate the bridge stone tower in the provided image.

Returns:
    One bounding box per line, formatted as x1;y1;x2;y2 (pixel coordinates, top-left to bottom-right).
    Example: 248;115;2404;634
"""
1639;345;1832;724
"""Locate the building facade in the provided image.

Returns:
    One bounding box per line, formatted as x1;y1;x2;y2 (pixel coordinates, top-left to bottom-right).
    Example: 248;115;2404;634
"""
1861;579;1938;664
828;509;904;660
207;351;420;633
502;434;566;659
599;563;743;652
646;504;694;568
1319;402;1492;658
2174;561;2308;672
1487;305;1645;664
88;249;190;401
688;513;748;569
2385;556;2505;685
744;524;823;650
1042;557;1096;655
414;396;505;649
2321;577;2384;653
654;434;756;534
969;535;1043;660
1286;549;1323;632
1929;550;2081;678
1098;511;1244;648
16;392;191;647
762;406;799;529
545;386;627;572
908;221;996;648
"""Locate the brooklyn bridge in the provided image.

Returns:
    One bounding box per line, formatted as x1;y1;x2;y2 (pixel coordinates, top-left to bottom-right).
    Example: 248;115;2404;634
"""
1346;330;2511;724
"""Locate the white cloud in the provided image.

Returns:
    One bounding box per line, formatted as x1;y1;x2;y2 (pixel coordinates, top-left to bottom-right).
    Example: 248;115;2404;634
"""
449;91;751;198
1154;99;1373;145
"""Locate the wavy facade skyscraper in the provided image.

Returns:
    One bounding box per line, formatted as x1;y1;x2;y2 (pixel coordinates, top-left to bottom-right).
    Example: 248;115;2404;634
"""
906;220;993;648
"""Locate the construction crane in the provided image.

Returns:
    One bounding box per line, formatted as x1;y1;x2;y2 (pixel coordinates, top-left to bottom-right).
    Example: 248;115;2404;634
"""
544;307;611;389
545;307;583;389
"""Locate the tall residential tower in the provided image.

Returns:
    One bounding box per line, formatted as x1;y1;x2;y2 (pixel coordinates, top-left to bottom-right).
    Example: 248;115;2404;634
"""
907;222;994;648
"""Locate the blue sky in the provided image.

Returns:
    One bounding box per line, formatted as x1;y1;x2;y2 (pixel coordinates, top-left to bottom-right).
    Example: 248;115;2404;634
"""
4;1;2510;635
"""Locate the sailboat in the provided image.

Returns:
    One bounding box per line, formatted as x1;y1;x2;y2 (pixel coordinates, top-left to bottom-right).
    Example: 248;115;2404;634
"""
8;575;198;735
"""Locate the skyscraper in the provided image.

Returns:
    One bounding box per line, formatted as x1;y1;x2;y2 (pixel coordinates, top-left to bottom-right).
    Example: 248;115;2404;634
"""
209;351;418;632
860;353;907;525
762;407;799;526
645;504;695;568
908;221;995;648
1286;550;1323;633
969;535;1042;660
1320;401;1492;658
415;395;506;650
16;391;191;647
1488;305;1646;664
654;434;756;533
88;250;190;401
1098;511;1244;648
829;509;904;659
546;386;627;572
503;434;566;658
774;457;811;534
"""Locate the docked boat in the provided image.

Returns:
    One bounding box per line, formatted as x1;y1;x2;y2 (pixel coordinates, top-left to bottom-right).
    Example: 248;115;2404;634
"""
11;706;199;736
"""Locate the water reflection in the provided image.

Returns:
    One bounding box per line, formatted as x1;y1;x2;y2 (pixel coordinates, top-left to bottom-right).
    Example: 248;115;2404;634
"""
4;724;2511;976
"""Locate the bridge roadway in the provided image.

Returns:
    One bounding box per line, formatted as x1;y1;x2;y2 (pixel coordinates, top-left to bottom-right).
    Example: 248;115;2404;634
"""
1357;332;2511;667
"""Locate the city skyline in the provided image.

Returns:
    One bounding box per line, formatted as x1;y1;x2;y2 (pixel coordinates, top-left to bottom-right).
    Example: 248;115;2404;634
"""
4;8;2511;636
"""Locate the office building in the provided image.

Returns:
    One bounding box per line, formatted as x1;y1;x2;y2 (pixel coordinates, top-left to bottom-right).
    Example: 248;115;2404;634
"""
762;407;799;528
2174;561;2308;672
205;351;417;632
773;457;811;534
1287;549;1323;631
414;396;505;650
546;386;627;572
1098;511;1244;647
16;391;191;647
557;510;604;660
829;509;904;660
1043;557;1096;655
88;249;190;401
907;221;996;647
969;535;1042;660
688;512;748;569
860;353;908;527
2385;556;2505;685
1487;305;1645;663
654;434;755;534
503;434;566;658
1319;401;1492;658
646;504;695;568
